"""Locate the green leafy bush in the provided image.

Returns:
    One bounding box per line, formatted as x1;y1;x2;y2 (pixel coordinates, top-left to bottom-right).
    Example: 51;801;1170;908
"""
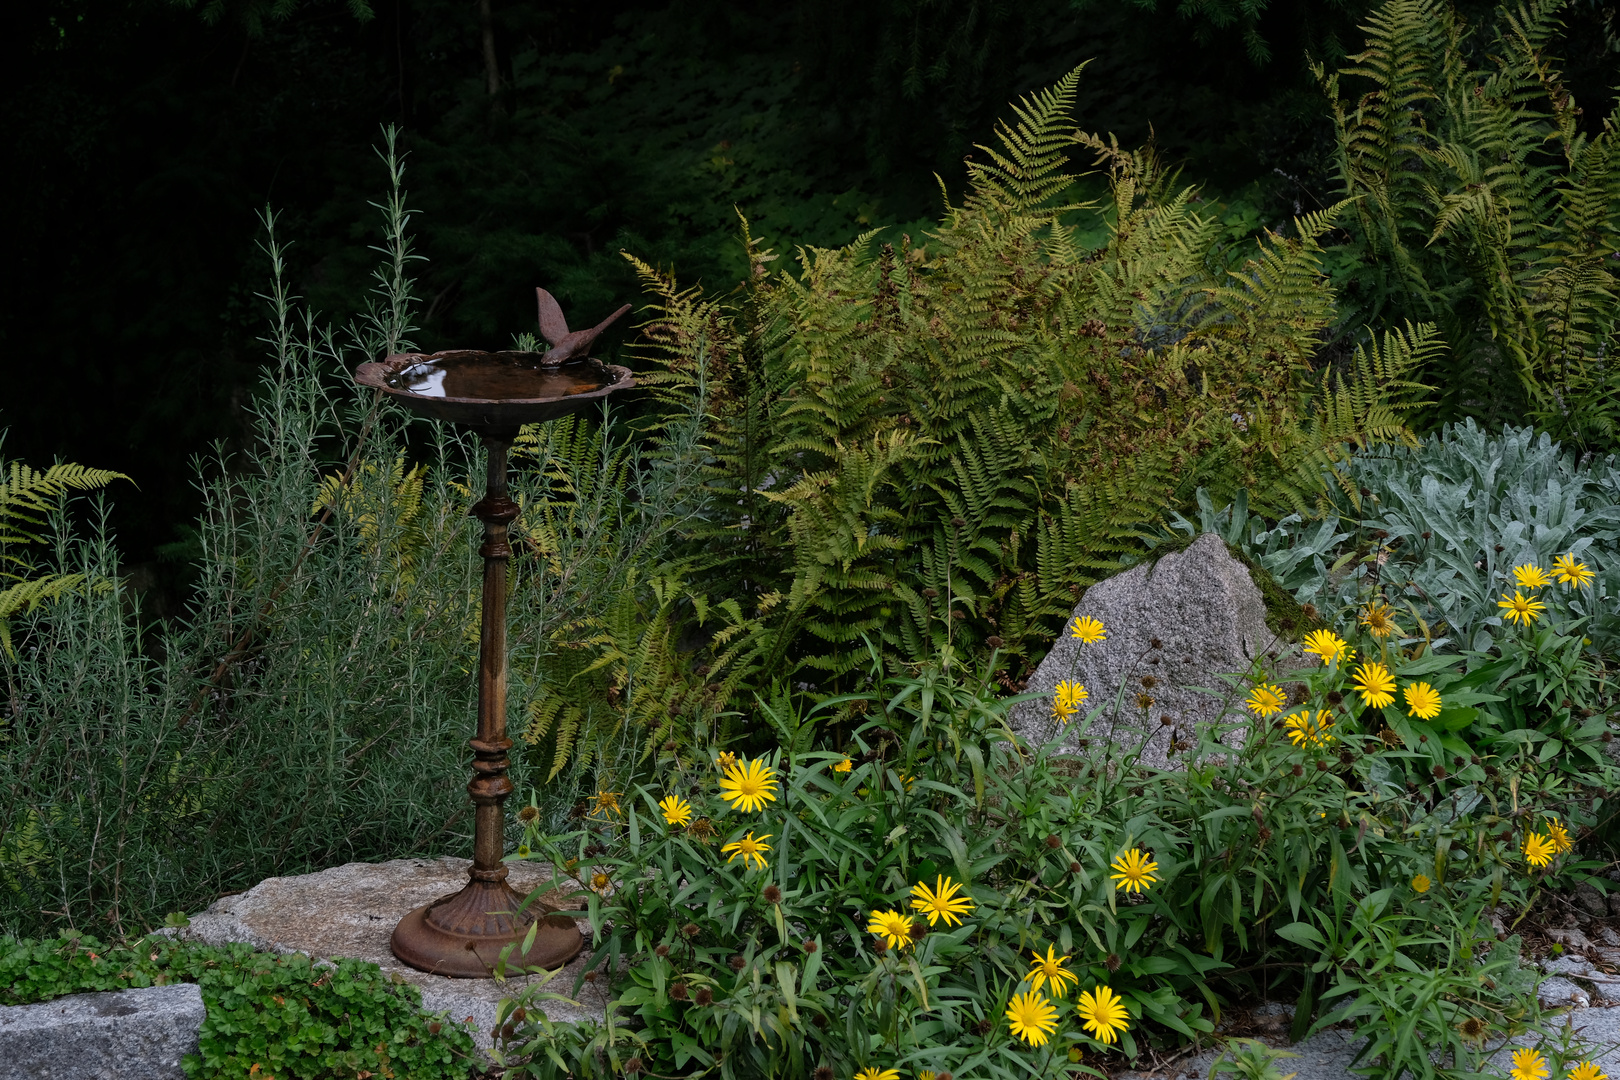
490;560;1613;1080
0;933;479;1080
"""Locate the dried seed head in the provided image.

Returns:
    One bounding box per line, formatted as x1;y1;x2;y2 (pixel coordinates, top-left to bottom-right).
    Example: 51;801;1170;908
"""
803;939;818;953
1149;637;1163;649
1432;764;1447;779
762;885;782;904
1301;603;1319;621
1316;759;1328;771
1340;749;1355;766
938;1073;953;1080
1160;714;1174;726
1069;861;1082;873
1470;755;1481;765
1459;1016;1487;1039
654;944;670;958
512;1007;527;1022
986;636;1003;649
695;987;714;1005
584;970;598;983
1292;763;1303;776
908;922;927;942
1605;732;1615;743
1105;952;1121;972
1327;691;1343;705
671;983;689;1001
1494;544;1504;553
517;806;540;823
625;1057;644;1075
1045;834;1062;849
1257;826;1273;842
975;1019;994;1036
873;938;889;954
682;922;701;938
428;1021;442;1035
923;587;938;598
815;1068;835;1080
1141;675;1158;689
728;954;746;971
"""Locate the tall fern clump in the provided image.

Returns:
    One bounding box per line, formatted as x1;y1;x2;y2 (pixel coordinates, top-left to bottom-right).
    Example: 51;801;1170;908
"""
632;67;1432;685
1319;0;1620;448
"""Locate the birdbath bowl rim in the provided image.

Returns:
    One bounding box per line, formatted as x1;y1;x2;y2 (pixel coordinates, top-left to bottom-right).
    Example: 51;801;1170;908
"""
356;349;634;434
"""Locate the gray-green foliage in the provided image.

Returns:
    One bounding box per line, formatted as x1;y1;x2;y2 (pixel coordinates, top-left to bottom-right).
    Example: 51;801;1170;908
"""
0;131;705;938
1174;420;1620;653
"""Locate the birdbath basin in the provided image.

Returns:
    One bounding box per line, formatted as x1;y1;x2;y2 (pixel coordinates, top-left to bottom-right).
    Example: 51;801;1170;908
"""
352;294;633;978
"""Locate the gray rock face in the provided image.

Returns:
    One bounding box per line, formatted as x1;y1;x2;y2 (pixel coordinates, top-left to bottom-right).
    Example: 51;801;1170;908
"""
170;856;606;1051
0;983;204;1079
1010;532;1290;769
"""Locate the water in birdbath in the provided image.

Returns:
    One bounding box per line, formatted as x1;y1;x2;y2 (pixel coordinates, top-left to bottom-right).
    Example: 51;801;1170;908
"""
386;351;620;400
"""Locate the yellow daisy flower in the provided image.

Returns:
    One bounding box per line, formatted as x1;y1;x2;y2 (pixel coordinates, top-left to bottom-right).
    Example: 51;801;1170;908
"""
854;1070;900;1080
658;794;693;827
1245;683;1288;718
1284;710;1335;748
1069;616;1106;644
1522;832;1555;869
1546;819;1572;854
909;875;975;927
1498;590;1546;626
1076;984;1130;1045
1512;563;1552;589
1553;553;1595;588
1302;629;1352;666
833;755;853;773
1510;1049;1549;1080
1351;661;1397;709
1109;848;1159;893
590;790;623;819
1359;600;1403;639
1027;944;1079;998
866;909;914;951
1005;990;1060;1047
720;831;772;870
1403;682;1442;720
1410;874;1430;893
718;757;778;813
714;751;737;770
1568;1062;1606;1080
1053;680;1089;724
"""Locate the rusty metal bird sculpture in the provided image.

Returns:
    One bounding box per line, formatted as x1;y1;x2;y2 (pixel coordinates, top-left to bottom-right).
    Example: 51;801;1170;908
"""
535;288;631;365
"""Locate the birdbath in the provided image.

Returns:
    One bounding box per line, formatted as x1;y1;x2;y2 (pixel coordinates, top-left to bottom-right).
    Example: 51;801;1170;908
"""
354;289;633;977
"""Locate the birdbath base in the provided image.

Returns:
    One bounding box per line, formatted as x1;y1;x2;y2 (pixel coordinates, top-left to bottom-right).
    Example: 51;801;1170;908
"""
391;874;583;978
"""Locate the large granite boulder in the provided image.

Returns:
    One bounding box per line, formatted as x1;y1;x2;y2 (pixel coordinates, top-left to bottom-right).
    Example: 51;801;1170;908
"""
1009;532;1289;769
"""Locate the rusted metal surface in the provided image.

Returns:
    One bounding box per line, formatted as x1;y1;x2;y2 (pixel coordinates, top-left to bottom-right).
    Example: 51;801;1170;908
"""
373;290;634;978
535;289;630;365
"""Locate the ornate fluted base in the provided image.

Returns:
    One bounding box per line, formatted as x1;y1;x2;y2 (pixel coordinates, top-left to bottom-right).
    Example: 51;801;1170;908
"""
390;877;584;978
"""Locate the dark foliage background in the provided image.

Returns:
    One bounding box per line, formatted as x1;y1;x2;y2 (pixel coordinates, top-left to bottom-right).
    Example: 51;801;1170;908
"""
1;0;1616;591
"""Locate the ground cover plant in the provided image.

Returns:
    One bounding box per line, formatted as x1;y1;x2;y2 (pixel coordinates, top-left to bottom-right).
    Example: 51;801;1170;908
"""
0;930;481;1079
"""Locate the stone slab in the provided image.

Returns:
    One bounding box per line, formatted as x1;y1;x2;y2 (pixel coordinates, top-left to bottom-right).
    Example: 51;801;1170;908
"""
168;856;609;1051
0;983;204;1080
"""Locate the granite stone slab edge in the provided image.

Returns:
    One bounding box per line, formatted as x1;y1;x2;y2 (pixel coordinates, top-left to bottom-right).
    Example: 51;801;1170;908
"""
0;983;205;1080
